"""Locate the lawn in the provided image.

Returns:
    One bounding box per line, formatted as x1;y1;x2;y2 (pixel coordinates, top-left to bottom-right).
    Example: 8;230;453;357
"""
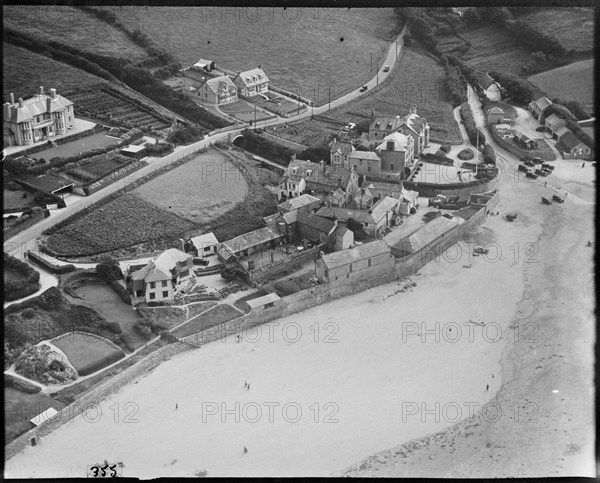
31;132;121;160
134;150;249;225
522;7;594;52
528;59;594;115
265;119;340;148
137;301;217;329
3;43;109;102
3;186;38;212
69;283;147;350
171;303;242;338
45;194;195;256
105;7;398;104
5;387;66;443
51;332;126;376
458;25;535;75
327;48;462;143
3;5;148;62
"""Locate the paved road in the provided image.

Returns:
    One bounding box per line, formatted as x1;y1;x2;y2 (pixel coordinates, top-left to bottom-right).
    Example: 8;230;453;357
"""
3;25;407;305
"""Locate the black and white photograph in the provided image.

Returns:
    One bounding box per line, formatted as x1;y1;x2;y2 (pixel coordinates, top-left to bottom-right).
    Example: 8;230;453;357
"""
2;2;596;478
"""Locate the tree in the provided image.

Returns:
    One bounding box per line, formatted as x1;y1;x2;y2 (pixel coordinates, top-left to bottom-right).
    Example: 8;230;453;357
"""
96;257;123;282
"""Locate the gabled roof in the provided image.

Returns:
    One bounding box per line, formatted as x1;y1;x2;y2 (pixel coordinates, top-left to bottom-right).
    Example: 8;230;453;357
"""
545;113;567;128
560;131;587;150
377;132;411;152
361;179;403;198
277;193;320;212
514;133;534;143
348;151;380;161
246;293;280;309
234;68;269;87
401;188;419;203
5;93;73;123
153;249;192;276
330;139;354;155
190;232;219;250
320;239;390;269
393;216;461;255
205;75;237;94
478;73;497;90
369;196;399;222
287;158;355;189
487;107;504;115
297;210;337;234
554;126;570;138
316;206;372;224
370;116;403;132
131;261;171;283
220;226;284;258
531;96;553;112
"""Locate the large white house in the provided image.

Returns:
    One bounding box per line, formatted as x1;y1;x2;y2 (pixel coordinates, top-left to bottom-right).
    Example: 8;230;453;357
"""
234;67;269;97
199;76;238;105
3;87;74;147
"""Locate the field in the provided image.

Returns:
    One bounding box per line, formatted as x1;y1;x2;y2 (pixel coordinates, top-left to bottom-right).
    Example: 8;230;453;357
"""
3;186;38;212
528;59;594;115
328;48;462;143
220;101;277;123
3;43;108;101
51;332;126;376
171;303;242;338
265;119;339;148
106;7;398;104
65;155;131;184
134;150;249;224
5;387;66;443
3;5;148;62
45;194;195;256
69;283;147;350
31;132;121;161
523;7;595;52
458;25;535;75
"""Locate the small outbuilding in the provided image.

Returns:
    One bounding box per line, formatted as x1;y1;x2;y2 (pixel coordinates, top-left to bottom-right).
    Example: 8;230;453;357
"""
486;107;504;124
121;144;147;160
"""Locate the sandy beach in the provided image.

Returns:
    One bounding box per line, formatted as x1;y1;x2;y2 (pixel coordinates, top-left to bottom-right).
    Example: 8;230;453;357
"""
4;156;594;478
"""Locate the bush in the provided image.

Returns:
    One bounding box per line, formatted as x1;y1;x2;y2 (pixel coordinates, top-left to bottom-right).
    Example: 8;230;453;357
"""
440;143;451;153
459;103;486;147
110;280;131;304
96;257;123;283
22;308;36;319
457;149;474;160
482;144;496;165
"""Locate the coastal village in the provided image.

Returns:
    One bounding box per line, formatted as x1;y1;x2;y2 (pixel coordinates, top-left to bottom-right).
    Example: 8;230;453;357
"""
3;5;595;480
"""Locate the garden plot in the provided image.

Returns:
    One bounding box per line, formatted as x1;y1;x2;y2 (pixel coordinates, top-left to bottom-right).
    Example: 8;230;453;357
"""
134;150;249;225
51;332;126;376
31;132;120;161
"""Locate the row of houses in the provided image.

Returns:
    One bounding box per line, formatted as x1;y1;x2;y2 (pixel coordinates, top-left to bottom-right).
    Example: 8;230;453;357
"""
528;96;593;158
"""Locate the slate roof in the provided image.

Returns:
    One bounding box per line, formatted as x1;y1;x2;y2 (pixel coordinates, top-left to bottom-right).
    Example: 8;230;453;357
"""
5;92;73;123
348;151;380;161
393;216;461;255
234;68;269;88
320;239;390;269
531;96;553;112
190;233;219;250
297;210;337;234
330;139;354;155
205;75;237;94
559;131;587;150
220;227;284;258
286;158;355;189
376;132;411;152
277;193;320;212
554;126;570;139
478;73;496;90
545;113;567;129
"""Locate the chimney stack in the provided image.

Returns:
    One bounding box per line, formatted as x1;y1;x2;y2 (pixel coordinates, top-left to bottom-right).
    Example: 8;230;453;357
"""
40;86;44;96
337;178;342;188
410;106;417;115
10;93;15;104
4;102;11;119
50;88;57;98
47;97;52;113
18;97;24;108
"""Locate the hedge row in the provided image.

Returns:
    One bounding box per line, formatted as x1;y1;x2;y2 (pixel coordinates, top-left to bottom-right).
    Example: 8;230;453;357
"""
4;253;41;301
110;280;131;305
459;102;486;147
4;373;42;394
27;251;76;274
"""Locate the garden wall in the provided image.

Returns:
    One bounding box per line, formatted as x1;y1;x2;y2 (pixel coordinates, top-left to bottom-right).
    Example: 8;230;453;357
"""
404;175;499;197
489;125;556;161
5;341;193;461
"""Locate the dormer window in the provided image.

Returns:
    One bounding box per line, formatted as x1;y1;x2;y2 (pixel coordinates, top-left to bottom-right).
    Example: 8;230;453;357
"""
306;169;313;177
292;167;298;174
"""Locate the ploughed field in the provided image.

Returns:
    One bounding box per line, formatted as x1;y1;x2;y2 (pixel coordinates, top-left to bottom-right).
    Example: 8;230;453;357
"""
327;48;462;143
105;6;397;104
2;43;108;102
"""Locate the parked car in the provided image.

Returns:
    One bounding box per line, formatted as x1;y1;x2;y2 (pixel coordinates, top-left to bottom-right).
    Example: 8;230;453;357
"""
542;163;554;171
506;213;518;222
360;85;368;92
193;257;210;266
524;160;535;167
552;194;564;203
541;197;552;205
532;157;543;164
518;164;528;172
526;171;538;179
535;169;548;177
383;65;390;72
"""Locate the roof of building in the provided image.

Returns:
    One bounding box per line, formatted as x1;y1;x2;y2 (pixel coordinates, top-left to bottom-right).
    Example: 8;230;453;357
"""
330;139;355;155
370;116;403;132
320;239;390;269
393;216;461;255
286;158;355;189
348;150;380;161
121;144;146;154
401;188;419;203
376;131;411;152
478;73;497;90
362;179;403;198
559;131;586;150
487;107;504;115
5;92;73;124
131;262;171;283
194;59;213;68
220;226;284;259
369;195;399;221
554;126;570;139
205;75;237;94
246;292;281;309
545;113;567;128
153;248;192;275
334;225;351;238
190;232;219;250
30;407;59;426
277;193;320;212
297;210;337;234
514;133;534;143
316;206;370;224
531;96;553;112
234;67;269;87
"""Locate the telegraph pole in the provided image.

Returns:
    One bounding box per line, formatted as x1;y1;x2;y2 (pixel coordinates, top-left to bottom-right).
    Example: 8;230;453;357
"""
328;85;331;111
254;103;257;130
370;52;373;72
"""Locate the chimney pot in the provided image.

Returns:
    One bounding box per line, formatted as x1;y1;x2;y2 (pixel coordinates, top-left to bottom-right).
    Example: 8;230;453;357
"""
40;86;44;96
18;98;24;107
10;93;15;104
50;88;57;98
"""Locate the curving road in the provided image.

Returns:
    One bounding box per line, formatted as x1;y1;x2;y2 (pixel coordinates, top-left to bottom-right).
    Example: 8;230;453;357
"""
3;24;407;306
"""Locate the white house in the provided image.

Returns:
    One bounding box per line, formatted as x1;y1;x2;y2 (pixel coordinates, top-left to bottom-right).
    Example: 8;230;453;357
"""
189;232;220;258
477;73;502;102
234;67;269;97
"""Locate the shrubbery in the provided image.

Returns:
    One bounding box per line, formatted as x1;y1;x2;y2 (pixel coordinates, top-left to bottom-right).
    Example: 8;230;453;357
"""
459;102;486;147
96;257;123;283
4;252;41;301
482;145;496;164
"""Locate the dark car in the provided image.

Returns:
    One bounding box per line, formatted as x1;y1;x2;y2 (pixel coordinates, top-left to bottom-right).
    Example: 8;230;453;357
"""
193;257;210;266
518;164;528;172
526;171;538;179
542;163;555;171
542;197;552;205
524;160;535;167
383;65;390;72
360;85;368;92
532;157;543;164
552;194;564;203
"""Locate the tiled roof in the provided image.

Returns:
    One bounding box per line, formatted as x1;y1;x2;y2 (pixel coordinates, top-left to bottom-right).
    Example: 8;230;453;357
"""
235;68;269;87
348;151;380;161
330;139;354;155
190;232;219;250
370;116;404;132
320;239;390;269
393;216;460;255
153;249;192;277
316;206;372;224
559;131;586;150
220;226;284;257
545;113;566;128
277;193;320;212
532;96;553;111
478;73;496;90
6;93;73;123
287;158;355;189
297;210;337;234
205;75;237;94
554;126;570;138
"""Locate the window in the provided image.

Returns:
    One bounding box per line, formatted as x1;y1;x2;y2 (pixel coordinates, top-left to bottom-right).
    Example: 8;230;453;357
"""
367;166;371;172
346;274;350;279
349;264;353;273
136;290;144;297
163;291;169;298
368;258;372;267
162;280;168;287
203;246;212;252
364;222;369;227
150;282;156;289
149;293;156;300
390;163;395;171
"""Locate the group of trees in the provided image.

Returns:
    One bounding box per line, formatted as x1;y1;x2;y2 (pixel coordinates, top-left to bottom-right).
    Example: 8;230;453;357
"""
4;253;41;301
166;125;205;145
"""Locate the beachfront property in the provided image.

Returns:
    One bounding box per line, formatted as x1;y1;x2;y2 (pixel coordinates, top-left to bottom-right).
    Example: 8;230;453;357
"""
199;76;238;105
3;87;74;147
217;226;285;264
128;249;194;305
233;67;269;97
315;239;394;284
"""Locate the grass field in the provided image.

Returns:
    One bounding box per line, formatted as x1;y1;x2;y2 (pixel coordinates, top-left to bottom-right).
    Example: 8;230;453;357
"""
459;25;535;75
31;132;120;160
3;5;148;62
265;119;340;148
3;43;108;101
523;7;594;52
134;150;249;224
528;59;594;115
171;303;242;338
45;194;195;256
327;48;462;143
3;187;38;212
5;387;66;443
107;7;397;103
70;283;147;350
51;332;126;376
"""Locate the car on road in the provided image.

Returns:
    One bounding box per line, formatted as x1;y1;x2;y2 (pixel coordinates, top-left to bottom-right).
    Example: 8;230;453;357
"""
360;85;368;92
383;65;390;72
526;171;538;179
193;257;210;266
535;169;549;177
518;164;528;172
552;195;564;203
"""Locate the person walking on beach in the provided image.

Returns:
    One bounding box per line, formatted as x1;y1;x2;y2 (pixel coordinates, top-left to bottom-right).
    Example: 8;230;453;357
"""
486;384;489;392
243;446;248;454
175;403;178;410
247;383;251;391
243;381;248;389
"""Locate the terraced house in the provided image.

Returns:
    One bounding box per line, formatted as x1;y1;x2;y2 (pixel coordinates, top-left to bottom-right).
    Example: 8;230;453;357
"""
3;87;74;147
234;67;269;97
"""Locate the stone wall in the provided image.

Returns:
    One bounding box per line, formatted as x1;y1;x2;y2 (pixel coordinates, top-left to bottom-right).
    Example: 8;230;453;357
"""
404;176;499;198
